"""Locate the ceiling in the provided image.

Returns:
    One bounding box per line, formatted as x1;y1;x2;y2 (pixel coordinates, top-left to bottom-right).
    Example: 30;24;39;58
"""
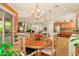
8;3;79;22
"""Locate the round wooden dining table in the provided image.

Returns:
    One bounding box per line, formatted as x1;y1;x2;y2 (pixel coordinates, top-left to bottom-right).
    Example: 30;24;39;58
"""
25;37;52;55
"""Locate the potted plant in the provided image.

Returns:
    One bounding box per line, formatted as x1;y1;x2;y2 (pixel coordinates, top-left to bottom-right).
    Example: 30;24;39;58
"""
0;42;22;56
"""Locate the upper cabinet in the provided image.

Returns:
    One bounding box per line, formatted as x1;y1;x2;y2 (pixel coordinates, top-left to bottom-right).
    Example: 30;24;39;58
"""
61;22;76;29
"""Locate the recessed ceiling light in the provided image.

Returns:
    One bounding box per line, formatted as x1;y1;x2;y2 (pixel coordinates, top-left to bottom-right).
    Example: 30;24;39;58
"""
55;5;60;8
49;10;52;12
63;8;66;11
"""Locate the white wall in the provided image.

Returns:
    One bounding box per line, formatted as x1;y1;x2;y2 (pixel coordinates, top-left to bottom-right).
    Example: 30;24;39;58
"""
54;13;77;22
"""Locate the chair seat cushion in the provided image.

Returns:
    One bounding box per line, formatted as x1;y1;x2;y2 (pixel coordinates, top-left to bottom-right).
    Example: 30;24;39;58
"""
41;48;55;55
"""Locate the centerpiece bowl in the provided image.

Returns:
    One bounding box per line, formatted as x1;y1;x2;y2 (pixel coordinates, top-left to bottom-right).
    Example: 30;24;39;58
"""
34;33;42;41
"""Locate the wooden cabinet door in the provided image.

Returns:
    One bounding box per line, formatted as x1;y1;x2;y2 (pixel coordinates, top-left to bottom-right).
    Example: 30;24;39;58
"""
76;46;79;56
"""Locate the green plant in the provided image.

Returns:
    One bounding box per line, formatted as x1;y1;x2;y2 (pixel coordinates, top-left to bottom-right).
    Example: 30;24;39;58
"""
70;38;79;42
74;43;79;46
73;29;79;32
70;38;79;46
0;42;22;56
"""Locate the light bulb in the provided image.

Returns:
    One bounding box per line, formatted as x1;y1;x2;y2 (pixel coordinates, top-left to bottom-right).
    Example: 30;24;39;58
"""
31;10;34;13
42;11;45;15
37;9;40;13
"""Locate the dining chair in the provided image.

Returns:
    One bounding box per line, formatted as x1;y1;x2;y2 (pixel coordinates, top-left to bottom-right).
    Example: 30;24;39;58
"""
41;36;56;56
27;51;37;56
21;36;37;56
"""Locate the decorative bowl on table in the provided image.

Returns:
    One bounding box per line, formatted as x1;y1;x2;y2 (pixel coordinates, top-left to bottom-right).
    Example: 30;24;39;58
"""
34;33;42;41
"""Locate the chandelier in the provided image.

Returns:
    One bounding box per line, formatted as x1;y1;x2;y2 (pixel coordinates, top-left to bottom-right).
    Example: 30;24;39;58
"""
31;4;45;19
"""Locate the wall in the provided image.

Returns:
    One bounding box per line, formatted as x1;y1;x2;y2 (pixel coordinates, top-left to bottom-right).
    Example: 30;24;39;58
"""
55;13;77;22
76;12;79;28
61;13;77;22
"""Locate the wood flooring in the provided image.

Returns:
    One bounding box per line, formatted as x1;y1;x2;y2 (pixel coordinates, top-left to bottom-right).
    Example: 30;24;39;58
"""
33;37;69;56
55;37;69;56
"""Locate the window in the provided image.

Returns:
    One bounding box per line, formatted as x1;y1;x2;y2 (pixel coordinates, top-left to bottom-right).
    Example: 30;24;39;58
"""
0;9;3;45
4;11;13;44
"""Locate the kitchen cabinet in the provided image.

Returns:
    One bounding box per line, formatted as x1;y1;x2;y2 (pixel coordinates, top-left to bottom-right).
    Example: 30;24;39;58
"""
76;46;79;56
